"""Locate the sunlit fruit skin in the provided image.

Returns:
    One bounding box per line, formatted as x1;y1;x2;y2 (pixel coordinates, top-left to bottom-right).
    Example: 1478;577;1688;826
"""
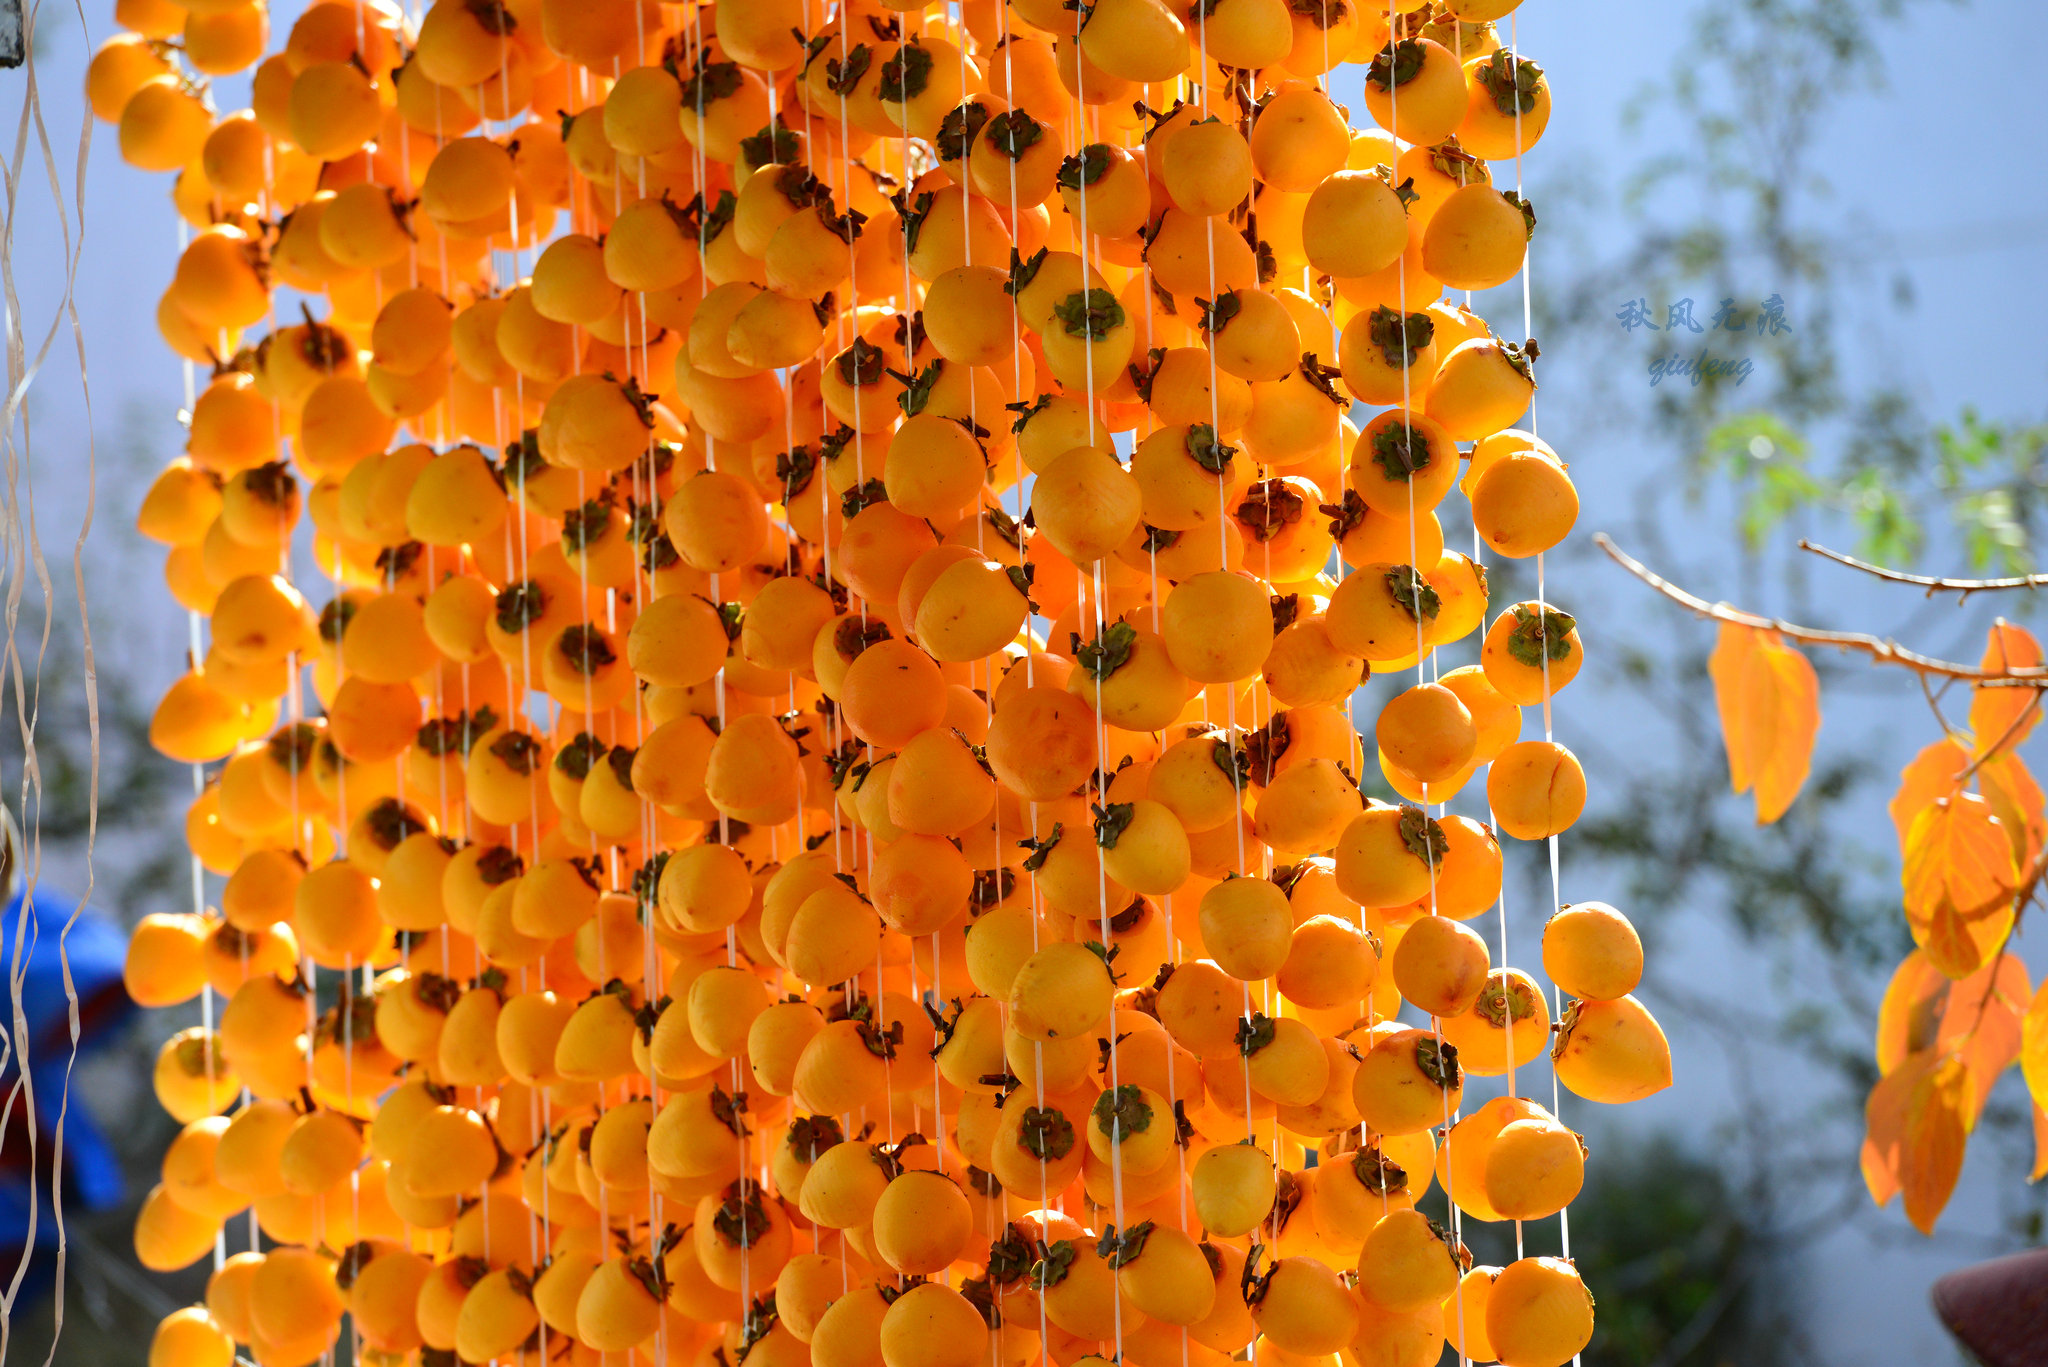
1355;1207;1469;1314
871;1169;973;1276
1471;447;1578;559
1542;900;1644;1000
576;1255;665;1352
1008;939;1116;1042
1250;1254;1360;1355
1487;740;1587;841
879;1280;990;1367
1486;1256;1595;1367
1437;968;1551;1077
1325;561;1442;664
149;1304;235;1367
1352;1027;1463;1136
1483;1116;1586;1222
1552;995;1673;1105
1422;183;1535;292
1334;802;1439;908
1389;913;1491;1018
1111;1222;1217;1327
1458;52;1548;158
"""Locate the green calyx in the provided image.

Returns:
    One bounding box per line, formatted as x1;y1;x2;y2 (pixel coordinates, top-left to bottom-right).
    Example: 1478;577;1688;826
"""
1474;50;1544;117
1367;38;1426;91
1185;423;1238;474
1091;1084;1153;1142
877;42;933;103
488;729;542;776
824;44;871;97
680;58;743;109
1196;290;1243;335
936;100;991;162
1030;1239;1078;1289
776;445;818;500
1236;477;1305;544
1426;137;1488;188
1415;1035;1461;1090
1018;1105;1076;1161
1052;288;1126;341
1505;189;1537;240
1368;305;1436;369
1286;0;1345;29
1473;971;1536;1028
1397;802;1448;867
1005;246;1049;298
839;338;888;389
554;731;607;781
1018;823;1062;873
739;122;799;168
1235;1012;1277;1056
1092;801;1136;849
1505;603;1576;668
1369;418;1436;484
1211;739;1250;790
1500;336;1541;383
556;622;616;676
984;108;1045;161
1075;620;1138;680
1384;564;1441;624
1095;1221;1156;1269
1352;1144;1408;1196
1058;144;1115;191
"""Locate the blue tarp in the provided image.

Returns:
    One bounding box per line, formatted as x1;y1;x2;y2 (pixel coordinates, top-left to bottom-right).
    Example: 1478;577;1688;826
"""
0;883;136;1286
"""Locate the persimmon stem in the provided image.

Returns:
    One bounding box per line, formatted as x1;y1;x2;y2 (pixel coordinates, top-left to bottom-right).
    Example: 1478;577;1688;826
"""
1799;540;2048;599
1595;534;2048;688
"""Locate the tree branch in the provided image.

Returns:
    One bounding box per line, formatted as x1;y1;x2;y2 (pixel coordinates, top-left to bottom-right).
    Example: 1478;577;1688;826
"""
1799;540;2048;598
1596;534;2048;688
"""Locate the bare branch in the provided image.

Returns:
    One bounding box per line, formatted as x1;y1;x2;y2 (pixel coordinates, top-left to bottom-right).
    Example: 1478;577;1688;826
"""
1595;533;2048;688
1799;541;2048;598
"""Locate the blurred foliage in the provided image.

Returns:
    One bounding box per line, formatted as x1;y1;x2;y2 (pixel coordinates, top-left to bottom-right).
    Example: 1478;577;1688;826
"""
1539;0;2048;1362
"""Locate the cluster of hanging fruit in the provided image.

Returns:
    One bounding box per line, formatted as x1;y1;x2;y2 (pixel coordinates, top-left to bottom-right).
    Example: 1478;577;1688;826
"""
101;0;1672;1361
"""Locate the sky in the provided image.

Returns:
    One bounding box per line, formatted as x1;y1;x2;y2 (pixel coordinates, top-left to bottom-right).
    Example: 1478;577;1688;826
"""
0;0;2043;1361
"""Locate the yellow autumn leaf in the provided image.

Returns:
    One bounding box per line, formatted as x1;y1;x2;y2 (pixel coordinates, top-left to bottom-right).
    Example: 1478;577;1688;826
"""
1978;750;2046;874
1876;951;2029;1123
1913;898;2015;982
1901;1055;1969;1235
1863;1050;1940;1208
1750;635;1819;824
2034;1103;2048;1184
2024;979;2048;1117
1709;621;1759;796
1709;624;1820;824
1902;793;2016;923
1968;621;2043;757
1889;737;1970;845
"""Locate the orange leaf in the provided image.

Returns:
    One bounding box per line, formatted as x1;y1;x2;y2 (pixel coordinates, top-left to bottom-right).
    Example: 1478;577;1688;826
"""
1913;897;2014;981
2024;979;2048;1116
1709;622;1761;796
1950;954;2032;1125
1864;1050;1941;1207
1890;737;1970;845
1875;951;2030;1122
1902;793;2016;923
1968;621;2043;757
1875;953;1951;1076
2033;1102;2048;1184
1977;751;2046;874
1750;636;1820;824
1900;1056;1969;1235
